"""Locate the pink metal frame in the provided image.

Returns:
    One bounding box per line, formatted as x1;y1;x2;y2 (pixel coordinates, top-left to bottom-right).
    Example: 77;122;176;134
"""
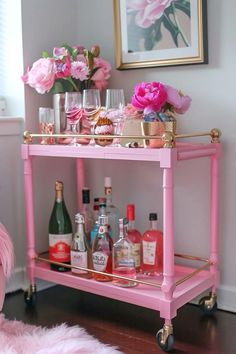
21;142;221;326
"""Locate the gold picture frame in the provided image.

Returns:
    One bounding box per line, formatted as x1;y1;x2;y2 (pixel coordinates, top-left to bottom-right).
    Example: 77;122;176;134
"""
113;0;208;70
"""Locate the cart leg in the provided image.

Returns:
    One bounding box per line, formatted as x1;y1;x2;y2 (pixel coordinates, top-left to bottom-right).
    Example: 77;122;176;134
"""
156;320;174;352
23;156;37;304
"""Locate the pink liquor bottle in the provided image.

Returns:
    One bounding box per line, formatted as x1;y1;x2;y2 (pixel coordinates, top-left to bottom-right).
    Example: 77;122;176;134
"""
141;213;163;276
126;204;142;273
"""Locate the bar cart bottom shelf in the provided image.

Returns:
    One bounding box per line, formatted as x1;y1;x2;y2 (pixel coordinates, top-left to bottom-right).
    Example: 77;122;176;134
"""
27;261;216;318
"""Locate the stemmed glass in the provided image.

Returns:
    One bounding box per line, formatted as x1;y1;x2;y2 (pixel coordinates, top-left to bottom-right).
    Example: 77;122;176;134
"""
105;89;125;147
82;89;101;146
65;92;83;146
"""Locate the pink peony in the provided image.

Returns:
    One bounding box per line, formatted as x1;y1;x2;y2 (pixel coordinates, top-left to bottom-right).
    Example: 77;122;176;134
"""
25;58;56;94
71;61;89;81
92;58;111;81
126;0;173;28
91;57;111;91
131;81;167;114
164;85;192;114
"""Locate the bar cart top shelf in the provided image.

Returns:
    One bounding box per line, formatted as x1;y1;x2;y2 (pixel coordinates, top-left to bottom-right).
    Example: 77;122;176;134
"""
21;126;221;167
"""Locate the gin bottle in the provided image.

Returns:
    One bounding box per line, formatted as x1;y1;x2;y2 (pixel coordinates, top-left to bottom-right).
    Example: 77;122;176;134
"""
104;177;120;242
112;218;137;287
141;213;163;275
49;181;72;272
92;215;113;282
127;204;142;272
70;213;92;278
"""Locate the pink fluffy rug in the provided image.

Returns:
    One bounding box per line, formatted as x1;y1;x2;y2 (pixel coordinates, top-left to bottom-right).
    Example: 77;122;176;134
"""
0;314;123;354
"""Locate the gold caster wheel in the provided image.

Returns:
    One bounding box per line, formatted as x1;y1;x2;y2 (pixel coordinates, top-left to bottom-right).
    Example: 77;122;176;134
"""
156;324;174;352
199;292;217;315
24;284;37;306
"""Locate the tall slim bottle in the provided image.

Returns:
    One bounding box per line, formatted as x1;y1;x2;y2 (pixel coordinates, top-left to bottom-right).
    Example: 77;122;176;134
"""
49;181;72;272
113;218;137;287
104;177;120;242
126;204;142;272
80;187;94;244
70;213;92;278
141;213;163;275
92;215;113;282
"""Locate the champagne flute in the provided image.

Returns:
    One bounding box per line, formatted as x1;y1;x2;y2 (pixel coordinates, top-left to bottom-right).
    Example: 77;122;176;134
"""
105;89;125;147
38;107;55;145
65;92;83;146
82;89;101;146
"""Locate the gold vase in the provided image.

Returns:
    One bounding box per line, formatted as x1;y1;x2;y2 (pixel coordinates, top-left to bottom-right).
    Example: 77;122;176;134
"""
141;121;176;148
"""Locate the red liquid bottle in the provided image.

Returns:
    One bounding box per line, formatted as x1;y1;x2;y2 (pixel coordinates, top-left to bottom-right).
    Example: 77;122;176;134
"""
141;213;163;276
126;204;142;272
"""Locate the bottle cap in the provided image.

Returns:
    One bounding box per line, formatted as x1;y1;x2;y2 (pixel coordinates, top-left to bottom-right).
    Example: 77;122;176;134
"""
104;177;112;187
127;204;135;221
82;188;90;204
149;213;157;221
98;215;108;225
75;213;85;223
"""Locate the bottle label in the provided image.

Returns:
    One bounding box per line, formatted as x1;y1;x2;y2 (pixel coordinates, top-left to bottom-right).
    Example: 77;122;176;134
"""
49;233;72;263
131;243;141;267
142;240;156;265
71;250;88;274
92;251;108;272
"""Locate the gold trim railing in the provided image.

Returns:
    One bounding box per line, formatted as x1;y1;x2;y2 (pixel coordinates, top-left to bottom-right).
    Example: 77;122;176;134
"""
23;128;221;148
34;252;214;290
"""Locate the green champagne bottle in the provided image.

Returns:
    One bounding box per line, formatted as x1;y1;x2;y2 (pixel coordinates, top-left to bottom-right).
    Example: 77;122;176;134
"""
49;181;72;272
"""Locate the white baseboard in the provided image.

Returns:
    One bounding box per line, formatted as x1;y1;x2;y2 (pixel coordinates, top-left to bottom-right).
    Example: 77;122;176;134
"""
6;268;54;294
6;269;236;313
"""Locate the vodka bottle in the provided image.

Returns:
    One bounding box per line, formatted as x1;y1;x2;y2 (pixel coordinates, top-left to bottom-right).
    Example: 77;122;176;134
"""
49;181;72;272
70;213;92;278
92;215;113;282
141;213;163;275
104;177;120;243
112;218;137;287
126;204;142;272
80;187;94;244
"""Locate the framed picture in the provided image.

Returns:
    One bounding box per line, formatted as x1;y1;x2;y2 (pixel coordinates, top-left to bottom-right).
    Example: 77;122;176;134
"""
113;0;208;70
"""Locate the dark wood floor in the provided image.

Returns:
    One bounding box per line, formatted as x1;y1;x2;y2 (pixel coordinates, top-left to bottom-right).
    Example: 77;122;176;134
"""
2;285;236;354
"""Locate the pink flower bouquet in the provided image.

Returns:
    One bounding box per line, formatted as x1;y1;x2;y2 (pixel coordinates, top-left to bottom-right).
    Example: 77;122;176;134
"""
22;44;111;94
131;81;191;120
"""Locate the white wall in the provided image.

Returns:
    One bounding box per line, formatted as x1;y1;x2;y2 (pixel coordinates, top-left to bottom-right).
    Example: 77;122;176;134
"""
76;0;236;312
16;0;236;312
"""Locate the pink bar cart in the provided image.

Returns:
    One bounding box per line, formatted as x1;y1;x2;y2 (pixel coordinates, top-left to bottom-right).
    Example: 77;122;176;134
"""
21;128;221;352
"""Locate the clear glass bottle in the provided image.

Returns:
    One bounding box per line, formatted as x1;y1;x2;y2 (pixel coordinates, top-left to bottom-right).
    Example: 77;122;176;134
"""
104;177;120;243
113;218;137;287
141;213;163;275
70;213;92;278
49;181;72;272
90;197;109;245
80;187;94;244
126;204;142;272
92;215;113;282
